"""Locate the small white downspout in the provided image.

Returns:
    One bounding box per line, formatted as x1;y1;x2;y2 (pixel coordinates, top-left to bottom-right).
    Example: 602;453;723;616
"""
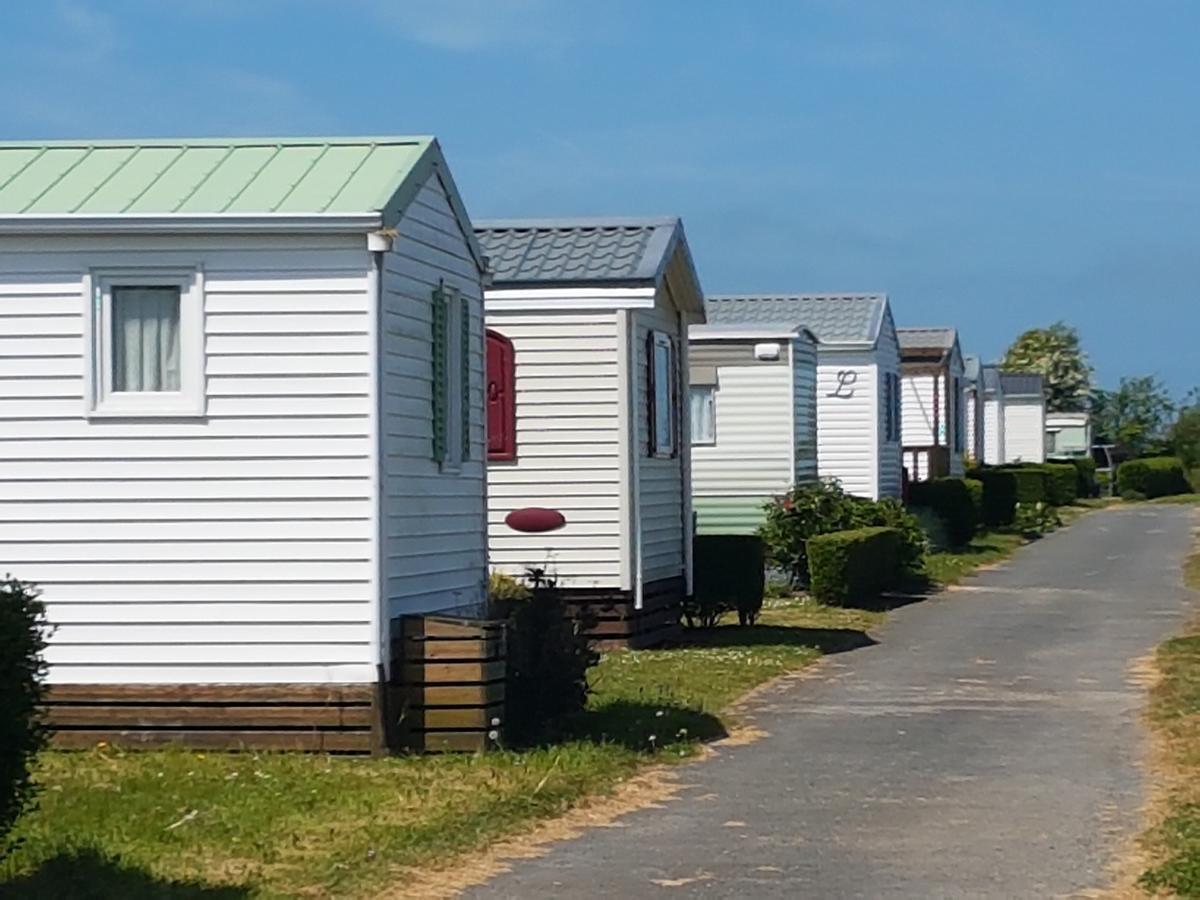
366;230;391;684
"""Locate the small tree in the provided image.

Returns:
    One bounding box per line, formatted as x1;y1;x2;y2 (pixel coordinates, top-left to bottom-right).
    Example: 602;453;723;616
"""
1171;404;1200;475
1;576;51;852
1092;376;1176;457
1002;322;1092;413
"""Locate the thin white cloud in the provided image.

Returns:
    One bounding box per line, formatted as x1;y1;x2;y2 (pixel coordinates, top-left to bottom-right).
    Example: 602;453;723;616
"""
357;0;571;51
53;1;120;64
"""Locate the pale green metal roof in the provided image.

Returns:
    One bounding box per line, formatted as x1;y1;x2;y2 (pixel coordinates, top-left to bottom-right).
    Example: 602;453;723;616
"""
0;137;435;216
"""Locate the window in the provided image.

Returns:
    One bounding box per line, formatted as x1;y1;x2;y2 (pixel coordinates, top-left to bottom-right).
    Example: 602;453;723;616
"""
486;329;516;461
883;372;901;442
690;385;716;445
647;330;677;457
86;269;205;418
431;283;470;469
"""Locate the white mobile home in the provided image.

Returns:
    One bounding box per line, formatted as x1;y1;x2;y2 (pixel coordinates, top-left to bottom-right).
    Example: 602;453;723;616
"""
962;355;985;463
687;325;818;534
704;295;902;500
0;137;488;751
897;327;966;481
475;218;704;647
1046;411;1091;459
1001;372;1047;463
982;364;1006;464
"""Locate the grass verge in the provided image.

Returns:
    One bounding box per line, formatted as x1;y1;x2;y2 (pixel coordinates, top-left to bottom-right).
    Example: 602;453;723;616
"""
1137;539;1200;897
923;530;1028;588
0;600;878;900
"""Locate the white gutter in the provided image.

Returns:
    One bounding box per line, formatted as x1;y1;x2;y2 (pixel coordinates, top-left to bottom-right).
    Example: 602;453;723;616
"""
0;212;384;235
365;232;389;683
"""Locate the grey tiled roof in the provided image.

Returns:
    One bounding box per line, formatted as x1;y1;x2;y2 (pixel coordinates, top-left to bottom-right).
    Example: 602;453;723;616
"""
703;294;887;346
896;327;957;352
1000;372;1045;397
963;355;981;381
981;364;1002;395
475;217;682;285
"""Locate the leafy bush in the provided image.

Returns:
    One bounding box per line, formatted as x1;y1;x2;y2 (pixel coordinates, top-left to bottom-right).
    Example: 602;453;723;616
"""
1117;457;1192;499
967;467;1019;527
908;478;979;548
1;576;50;852
964;477;984;523
1014;502;1061;537
488;571;531;603
760;481;925;586
688;536;765;628
1070;457;1098;498
1042;463;1078;505
501;570;598;745
759;481;863;585
1097;469;1112;496
807;527;900;605
911;505;950;552
1003;465;1049;506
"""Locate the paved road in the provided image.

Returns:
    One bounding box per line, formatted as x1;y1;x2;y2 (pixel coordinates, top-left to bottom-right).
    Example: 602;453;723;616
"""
467;505;1198;899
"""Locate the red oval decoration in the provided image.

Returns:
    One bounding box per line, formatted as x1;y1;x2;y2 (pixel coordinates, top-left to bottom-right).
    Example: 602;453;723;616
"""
505;507;567;534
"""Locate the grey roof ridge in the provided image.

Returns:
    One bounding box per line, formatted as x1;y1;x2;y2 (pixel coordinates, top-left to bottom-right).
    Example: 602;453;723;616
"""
473;215;680;229
706;292;890;348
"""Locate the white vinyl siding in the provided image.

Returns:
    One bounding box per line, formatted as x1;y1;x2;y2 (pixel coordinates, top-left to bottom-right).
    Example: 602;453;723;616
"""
965;383;983;462
485;310;623;588
984;396;1006;464
792;337;819;486
816;351;880;499
0;234;377;684
690;347;793;496
1003;397;1047;464
875;313;903;498
634;285;687;586
381;173;487;620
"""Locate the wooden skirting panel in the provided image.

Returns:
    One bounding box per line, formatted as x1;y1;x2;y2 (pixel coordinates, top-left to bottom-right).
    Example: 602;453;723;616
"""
562;576;685;649
391;615;506;753
43;684;381;754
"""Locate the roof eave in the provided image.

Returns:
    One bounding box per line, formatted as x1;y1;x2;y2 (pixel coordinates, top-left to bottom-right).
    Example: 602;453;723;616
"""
0;212;384;235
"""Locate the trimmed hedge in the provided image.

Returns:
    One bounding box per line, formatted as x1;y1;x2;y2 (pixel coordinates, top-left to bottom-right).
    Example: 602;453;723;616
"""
967;468;1018;527
807;526;900;605
908;478;979;548
1070;457;1097;498
1042;463;1078;506
1004;466;1049;506
1;576;50;849
1116;457;1192;499
689;535;766;627
965;478;984;524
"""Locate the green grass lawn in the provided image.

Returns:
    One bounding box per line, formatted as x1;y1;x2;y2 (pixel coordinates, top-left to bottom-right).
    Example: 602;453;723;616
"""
1138;541;1200;898
922;530;1028;588
0;600;879;900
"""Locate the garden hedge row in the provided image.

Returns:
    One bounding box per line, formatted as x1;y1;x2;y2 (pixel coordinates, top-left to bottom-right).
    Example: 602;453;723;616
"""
1069;457;1098;498
908;477;980;547
967;467;1019;527
806;526;901;605
1041;463;1079;506
1116;457;1192;499
1;576;50;846
690;535;766;627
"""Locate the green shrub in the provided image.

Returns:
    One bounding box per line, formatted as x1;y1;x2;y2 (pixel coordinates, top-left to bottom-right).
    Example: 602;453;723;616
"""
1117;457;1192;499
806;527;900;605
1097;469;1112;496
908;478;978;547
1;576;50;852
1003;465;1049;506
964;477;984;524
688;535;765;628
849;497;927;576
967;467;1019;527
1070;457;1098;498
488;571;531;603
1042;463;1079;505
759;481;863;586
1014;502;1061;537
911;506;950;552
501;570;599;745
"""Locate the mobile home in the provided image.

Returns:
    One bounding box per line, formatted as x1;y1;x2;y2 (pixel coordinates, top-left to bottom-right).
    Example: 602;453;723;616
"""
1001;372;1047;463
705;294;902;500
1046;411;1091;459
0;137;489;751
982;364;1006;464
476;218;704;647
962;354;985;463
687;324;818;534
897;327;966;481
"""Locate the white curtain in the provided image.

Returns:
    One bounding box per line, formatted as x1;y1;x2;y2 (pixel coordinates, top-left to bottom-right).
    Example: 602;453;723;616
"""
112;287;180;392
690;386;715;444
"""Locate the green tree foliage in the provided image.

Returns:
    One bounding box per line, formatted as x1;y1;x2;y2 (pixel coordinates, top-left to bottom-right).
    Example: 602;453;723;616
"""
1171;400;1200;473
1091;376;1176;456
1001;322;1092;412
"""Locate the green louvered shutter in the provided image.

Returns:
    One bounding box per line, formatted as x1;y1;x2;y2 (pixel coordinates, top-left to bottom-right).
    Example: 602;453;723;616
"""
431;285;447;462
461;299;472;460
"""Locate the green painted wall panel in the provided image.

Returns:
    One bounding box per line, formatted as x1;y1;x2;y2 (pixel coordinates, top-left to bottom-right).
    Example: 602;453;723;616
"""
694;495;770;536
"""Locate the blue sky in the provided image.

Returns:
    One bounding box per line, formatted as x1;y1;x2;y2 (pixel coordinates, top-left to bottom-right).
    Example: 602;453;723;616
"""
1;1;1196;394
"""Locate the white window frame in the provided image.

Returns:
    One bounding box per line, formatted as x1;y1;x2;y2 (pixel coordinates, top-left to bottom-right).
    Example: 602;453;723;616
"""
84;267;206;419
690;384;716;446
650;330;676;458
439;285;465;472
